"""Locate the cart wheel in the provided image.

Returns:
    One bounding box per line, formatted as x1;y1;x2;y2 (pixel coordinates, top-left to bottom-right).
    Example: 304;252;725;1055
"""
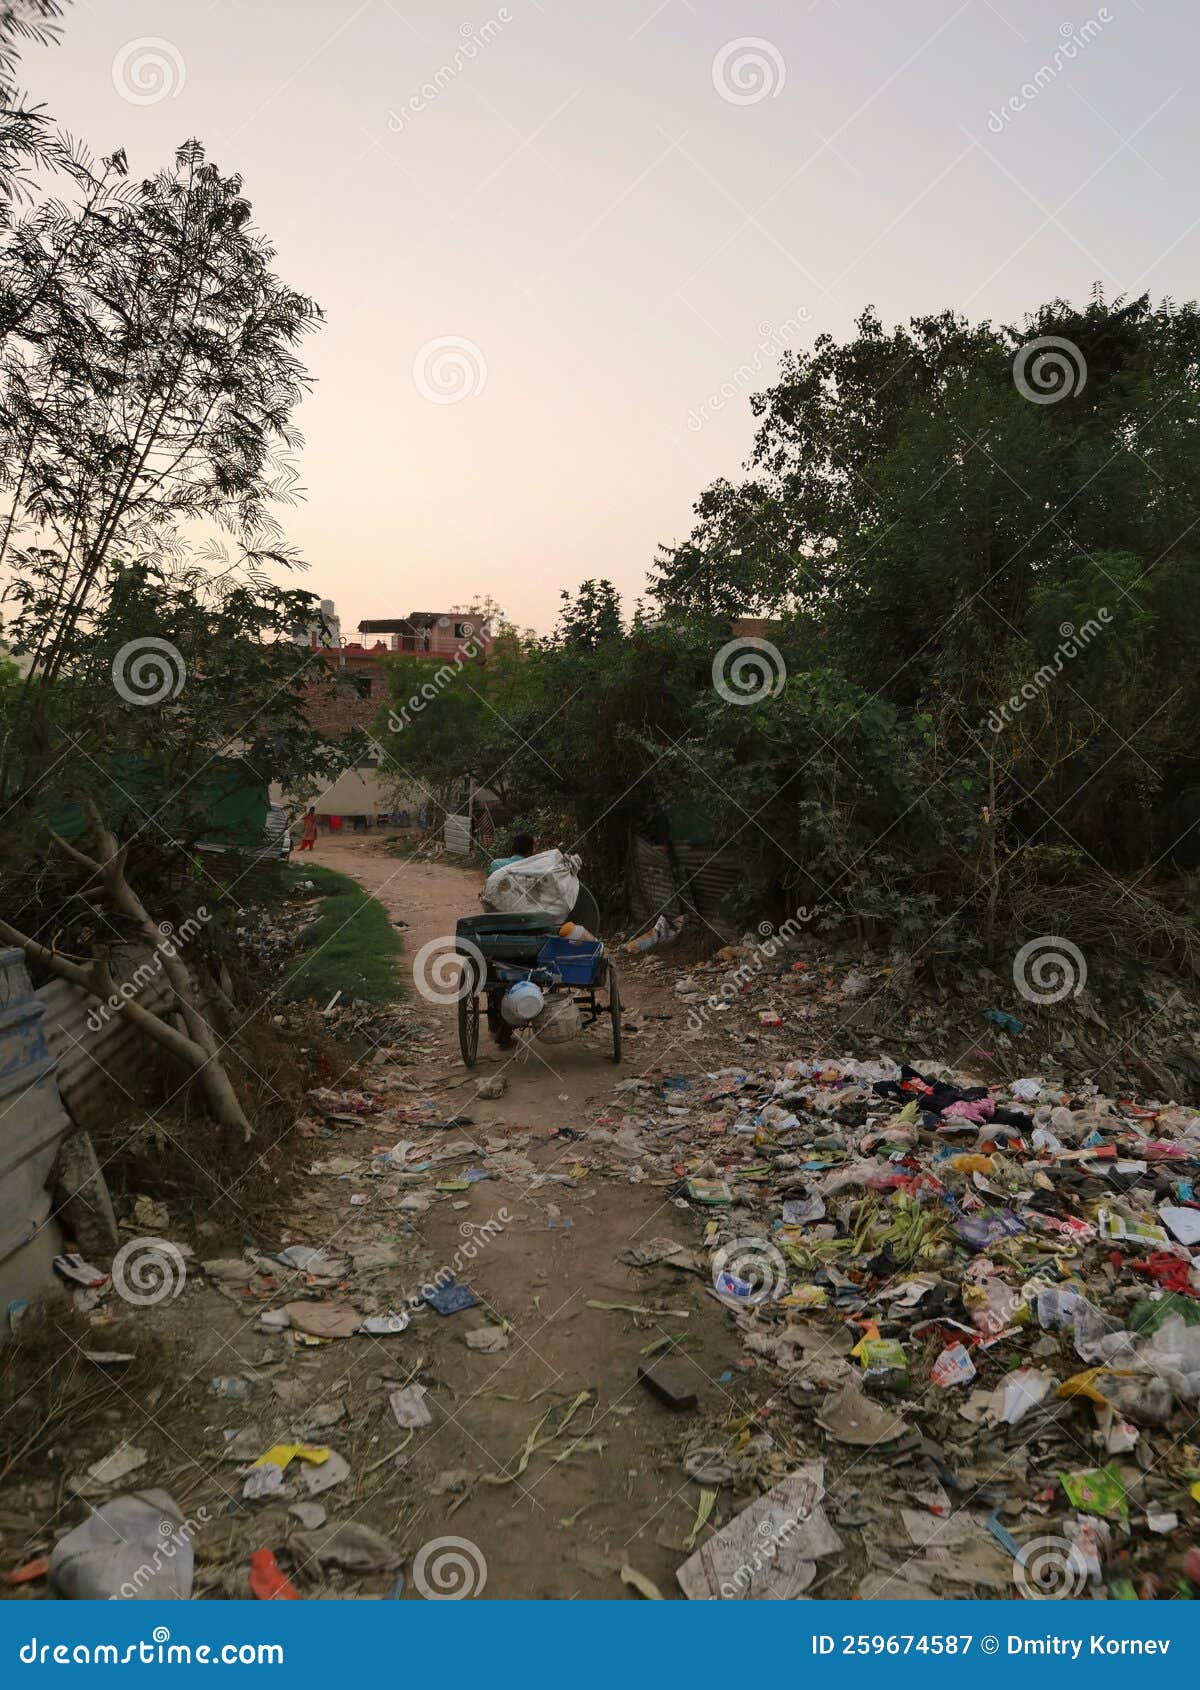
458;960;480;1067
607;961;622;1063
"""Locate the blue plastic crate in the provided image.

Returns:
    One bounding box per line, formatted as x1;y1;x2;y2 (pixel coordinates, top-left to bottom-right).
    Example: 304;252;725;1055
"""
535;936;605;985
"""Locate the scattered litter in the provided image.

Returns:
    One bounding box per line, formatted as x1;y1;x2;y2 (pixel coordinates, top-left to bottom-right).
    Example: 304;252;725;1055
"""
360;1311;410;1336
931;1343;976;1388
816;1383;907;1447
211;1375;251;1401
248;1548;298;1601
53;1253;109;1289
82;1443;148;1490
294;1521;400;1571
281;1302;362;1339
302;1450;351;1496
288;1502;327;1529
676;1463;841;1599
388;1383;433;1428
1060;1465;1130;1522
422;1281;479;1316
466;1325;509;1353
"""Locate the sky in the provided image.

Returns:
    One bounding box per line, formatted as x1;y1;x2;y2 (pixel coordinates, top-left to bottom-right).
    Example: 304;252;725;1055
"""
26;0;1199;634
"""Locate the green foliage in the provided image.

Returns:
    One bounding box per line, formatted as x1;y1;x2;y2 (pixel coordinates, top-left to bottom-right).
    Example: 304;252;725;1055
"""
377;291;1200;952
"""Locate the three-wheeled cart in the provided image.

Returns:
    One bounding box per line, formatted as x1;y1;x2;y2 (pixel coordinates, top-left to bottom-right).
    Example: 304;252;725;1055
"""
454;912;620;1067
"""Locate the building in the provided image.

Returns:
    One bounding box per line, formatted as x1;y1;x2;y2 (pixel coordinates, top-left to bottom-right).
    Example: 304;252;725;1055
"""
283;606;492;823
356;611;494;660
290;596;342;649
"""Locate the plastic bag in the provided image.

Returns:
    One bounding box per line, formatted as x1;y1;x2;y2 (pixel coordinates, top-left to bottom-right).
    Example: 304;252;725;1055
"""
534;996;582;1044
482;849;580;920
50;1490;195;1599
1072;1299;1140;1366
1142;1314;1200;1402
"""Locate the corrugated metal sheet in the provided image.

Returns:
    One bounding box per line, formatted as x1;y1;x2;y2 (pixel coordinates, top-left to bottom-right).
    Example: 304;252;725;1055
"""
444;814;472;855
633;837;675;913
0;947;70;1301
632;836;741;935
673;844;742;921
37;947;176;1129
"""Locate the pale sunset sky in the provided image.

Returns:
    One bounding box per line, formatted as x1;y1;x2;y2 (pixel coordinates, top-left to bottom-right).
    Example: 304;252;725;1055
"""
28;0;1198;633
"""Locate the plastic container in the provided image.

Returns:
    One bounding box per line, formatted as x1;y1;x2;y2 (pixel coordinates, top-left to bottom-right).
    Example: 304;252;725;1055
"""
457;912;559;964
500;981;545;1026
536;936;604;986
534;997;582;1044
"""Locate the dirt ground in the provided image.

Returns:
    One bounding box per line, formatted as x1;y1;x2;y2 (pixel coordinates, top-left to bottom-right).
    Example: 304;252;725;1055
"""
279;835;739;1597
10;835;747;1600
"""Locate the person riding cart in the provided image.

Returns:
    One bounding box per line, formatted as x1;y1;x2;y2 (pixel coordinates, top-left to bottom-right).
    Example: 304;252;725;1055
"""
454;847;618;1066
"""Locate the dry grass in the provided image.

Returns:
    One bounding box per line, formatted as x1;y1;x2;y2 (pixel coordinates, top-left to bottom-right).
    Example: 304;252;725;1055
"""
0;1309;170;1488
88;1004;361;1238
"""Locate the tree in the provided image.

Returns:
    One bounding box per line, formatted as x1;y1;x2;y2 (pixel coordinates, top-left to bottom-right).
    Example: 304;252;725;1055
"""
0;140;321;725
0;561;347;1135
0;14;335;1133
652;294;1200;887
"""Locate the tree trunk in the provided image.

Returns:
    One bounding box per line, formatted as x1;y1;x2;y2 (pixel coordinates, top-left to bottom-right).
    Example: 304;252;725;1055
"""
0;804;254;1139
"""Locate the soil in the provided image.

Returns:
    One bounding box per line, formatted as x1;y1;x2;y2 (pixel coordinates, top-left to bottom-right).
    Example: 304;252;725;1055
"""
6;835;743;1601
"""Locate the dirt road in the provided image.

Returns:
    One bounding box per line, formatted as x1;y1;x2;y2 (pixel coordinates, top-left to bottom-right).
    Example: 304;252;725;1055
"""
287;834;733;1597
41;834;735;1601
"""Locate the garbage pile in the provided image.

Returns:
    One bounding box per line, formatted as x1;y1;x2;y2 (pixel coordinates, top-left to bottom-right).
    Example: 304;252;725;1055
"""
595;1055;1200;1599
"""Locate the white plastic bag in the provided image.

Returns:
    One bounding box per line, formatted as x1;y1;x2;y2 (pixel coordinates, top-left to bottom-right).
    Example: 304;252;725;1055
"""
482;849;580;920
534;997;582;1044
50;1490;195;1599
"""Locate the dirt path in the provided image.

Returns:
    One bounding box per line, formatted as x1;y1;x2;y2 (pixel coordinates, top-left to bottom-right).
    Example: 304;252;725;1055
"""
290;835;733;1598
37;835;737;1601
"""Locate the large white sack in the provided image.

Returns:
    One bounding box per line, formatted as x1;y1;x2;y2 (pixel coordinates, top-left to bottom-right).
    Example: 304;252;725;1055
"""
482;849;580;920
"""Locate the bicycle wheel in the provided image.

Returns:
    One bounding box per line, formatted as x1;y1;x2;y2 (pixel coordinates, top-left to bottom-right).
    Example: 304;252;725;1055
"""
607;961;622;1063
457;959;480;1066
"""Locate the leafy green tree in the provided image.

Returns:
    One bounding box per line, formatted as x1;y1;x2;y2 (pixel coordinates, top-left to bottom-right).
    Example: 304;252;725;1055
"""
653;294;1200;894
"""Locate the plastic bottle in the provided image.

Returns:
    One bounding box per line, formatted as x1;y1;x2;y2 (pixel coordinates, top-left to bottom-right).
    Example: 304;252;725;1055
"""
559;922;595;944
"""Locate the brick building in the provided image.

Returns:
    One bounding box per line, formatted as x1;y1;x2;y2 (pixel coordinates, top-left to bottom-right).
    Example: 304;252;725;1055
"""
285;608;492;821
